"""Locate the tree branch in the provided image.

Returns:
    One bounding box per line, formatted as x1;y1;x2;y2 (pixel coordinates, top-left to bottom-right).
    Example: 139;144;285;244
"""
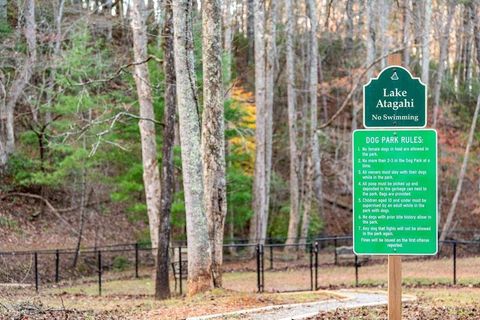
1;193;85;239
317;47;405;130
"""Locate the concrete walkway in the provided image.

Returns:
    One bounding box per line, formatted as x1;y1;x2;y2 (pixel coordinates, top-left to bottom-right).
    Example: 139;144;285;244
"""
187;290;416;320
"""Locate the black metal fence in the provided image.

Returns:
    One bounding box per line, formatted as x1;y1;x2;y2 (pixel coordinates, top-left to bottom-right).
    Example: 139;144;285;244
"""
0;236;479;295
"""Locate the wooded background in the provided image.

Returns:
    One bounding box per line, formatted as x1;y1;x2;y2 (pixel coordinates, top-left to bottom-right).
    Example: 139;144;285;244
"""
0;0;479;297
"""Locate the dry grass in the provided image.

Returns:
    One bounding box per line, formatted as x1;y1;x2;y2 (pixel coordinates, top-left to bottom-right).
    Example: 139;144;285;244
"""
2;255;480;319
0;282;333;320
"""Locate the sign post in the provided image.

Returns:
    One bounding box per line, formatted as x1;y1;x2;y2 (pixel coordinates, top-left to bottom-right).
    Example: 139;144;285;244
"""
354;53;437;320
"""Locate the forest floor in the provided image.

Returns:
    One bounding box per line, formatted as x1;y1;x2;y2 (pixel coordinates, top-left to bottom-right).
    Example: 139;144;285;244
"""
1;282;480;319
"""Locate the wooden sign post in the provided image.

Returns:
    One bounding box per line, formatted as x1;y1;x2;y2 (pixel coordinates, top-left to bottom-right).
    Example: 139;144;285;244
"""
387;53;402;320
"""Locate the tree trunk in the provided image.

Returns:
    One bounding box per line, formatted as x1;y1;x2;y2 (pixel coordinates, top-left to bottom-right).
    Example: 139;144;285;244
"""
246;0;254;65
402;0;411;67
249;0;267;245
433;1;455;128
264;0;276;243
172;0;213;295
439;94;480;242
301;0;323;242
155;0;175;300
365;0;375;79
0;0;36;169
131;0;162;252
202;0;227;288
378;0;390;69
345;0;354;54
223;0;233;91
421;0;431;85
440;2;480;243
285;0;300;246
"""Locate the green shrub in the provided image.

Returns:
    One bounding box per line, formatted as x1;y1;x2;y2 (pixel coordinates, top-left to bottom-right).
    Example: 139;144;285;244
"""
112;255;130;272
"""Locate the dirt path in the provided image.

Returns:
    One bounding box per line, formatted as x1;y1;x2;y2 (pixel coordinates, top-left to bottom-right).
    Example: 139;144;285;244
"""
187;290;416;320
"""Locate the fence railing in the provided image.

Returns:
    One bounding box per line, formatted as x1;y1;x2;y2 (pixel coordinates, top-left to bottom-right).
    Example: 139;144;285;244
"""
1;236;479;295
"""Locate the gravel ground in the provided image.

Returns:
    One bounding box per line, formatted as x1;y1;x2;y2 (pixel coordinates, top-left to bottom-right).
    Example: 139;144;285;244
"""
311;303;480;320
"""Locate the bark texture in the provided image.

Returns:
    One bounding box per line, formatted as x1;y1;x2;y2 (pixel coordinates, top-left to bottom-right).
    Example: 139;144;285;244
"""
172;0;213;295
249;0;267;244
301;0;323;242
285;0;300;245
264;0;276;243
130;0;161;252
202;0;227;288
155;0;175;300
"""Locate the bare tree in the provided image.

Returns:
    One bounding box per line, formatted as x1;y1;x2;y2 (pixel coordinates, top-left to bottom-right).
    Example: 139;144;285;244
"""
172;0;213;295
421;0;431;85
249;0;267;244
285;0;300;245
202;0;227;288
223;0;233;90
130;0;161;252
433;1;456;128
301;0;323;241
155;0;175;300
0;0;36;169
365;0;375;79
247;0;254;65
264;0;276;243
440;3;480;243
402;0;411;67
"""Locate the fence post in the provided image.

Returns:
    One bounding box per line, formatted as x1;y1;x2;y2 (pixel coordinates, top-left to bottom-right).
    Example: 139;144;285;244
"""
34;252;39;293
260;244;264;292
269;245;273;270
97;250;102;296
309;243;313;291
135;243;139;279
55;249;60;283
314;241;319;290
334;237;338;265
453;241;457;285
355;254;359;287
256;244;261;292
178;247;183;295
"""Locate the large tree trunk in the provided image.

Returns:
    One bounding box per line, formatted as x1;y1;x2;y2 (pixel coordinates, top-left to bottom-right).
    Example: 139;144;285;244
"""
285;0;300;245
155;0;175;300
172;0;213;295
421;0;431;85
264;0;276;243
249;0;267;245
0;0;36;169
202;0;227;288
130;0;162;252
439;3;480;243
433;1;455;128
301;0;323;242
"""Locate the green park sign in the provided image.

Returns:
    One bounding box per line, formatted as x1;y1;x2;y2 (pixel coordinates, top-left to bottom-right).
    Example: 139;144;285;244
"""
352;129;437;255
363;66;426;128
